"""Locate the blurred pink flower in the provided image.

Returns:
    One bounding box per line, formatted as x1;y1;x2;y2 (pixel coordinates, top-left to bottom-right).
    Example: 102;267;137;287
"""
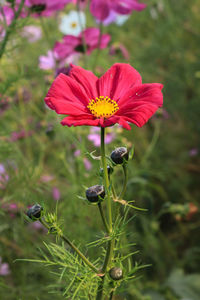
10;129;32;142
98;10;130;26
0;164;9;189
83;158;92;170
30;0;71;16
0;258;10;276
1;203;19;218
72;0;88;9
162;108;169;119
40;174;54;182
74;149;81;157
22;0;72;17
52;187;61;201
54;27;110;60
87;127;115;147
0;6;14;25
21;25;42;42
39;50;77;71
109;43;130;60
90;0;146;21
29;221;48;232
0;94;10;115
1;0;72;20
39;50;57;70
189;148;198;157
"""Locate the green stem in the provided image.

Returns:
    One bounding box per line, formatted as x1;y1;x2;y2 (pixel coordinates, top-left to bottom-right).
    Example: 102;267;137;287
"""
141;120;160;166
39;218;98;274
92;21;103;72
120;164;128;200
101;127;112;231
39;17;51;47
114;164;128;226
76;0;88;68
98;202;110;234
96;276;105;300
0;0;25;60
109;290;114;300
96;128;115;300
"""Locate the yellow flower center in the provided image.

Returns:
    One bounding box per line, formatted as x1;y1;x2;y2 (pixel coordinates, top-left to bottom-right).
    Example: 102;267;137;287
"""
71;22;77;28
87;96;119;118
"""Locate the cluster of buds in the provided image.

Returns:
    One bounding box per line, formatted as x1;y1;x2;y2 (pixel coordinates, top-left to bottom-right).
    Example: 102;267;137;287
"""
86;147;129;204
27;147;129;215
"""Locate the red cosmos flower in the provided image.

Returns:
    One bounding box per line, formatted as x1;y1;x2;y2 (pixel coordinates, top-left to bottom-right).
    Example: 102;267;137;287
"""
44;64;163;130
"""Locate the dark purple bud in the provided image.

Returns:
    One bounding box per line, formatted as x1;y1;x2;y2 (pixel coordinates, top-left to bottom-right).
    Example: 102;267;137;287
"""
86;185;105;203
110;147;129;165
27;204;43;220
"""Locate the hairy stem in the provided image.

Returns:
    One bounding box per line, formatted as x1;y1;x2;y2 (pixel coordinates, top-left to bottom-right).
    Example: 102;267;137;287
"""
96;128;115;300
101;127;112;231
98;202;110;234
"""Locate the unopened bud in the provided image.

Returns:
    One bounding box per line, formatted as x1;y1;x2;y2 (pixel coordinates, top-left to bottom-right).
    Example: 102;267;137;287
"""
110;147;128;165
86;185;105;203
109;267;123;280
27;204;43;220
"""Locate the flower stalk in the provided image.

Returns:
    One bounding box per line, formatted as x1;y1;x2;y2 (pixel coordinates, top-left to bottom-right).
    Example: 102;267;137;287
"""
101;127;112;232
120;163;128;200
95;127;116;299
98;202;110;234
92;21;103;72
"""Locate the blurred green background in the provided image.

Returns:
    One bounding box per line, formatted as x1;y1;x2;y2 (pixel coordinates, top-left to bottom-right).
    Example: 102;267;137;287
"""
0;0;199;299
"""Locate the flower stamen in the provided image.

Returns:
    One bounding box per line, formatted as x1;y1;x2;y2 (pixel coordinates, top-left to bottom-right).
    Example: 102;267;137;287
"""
87;96;119;118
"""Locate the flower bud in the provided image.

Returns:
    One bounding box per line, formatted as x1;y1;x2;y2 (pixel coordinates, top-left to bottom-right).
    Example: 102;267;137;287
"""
100;165;113;177
109;267;123;280
27;204;43;220
86;185;105;203
110;147;129;165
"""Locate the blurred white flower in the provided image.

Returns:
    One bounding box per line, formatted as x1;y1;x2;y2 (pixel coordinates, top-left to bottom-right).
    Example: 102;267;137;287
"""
59;10;86;36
